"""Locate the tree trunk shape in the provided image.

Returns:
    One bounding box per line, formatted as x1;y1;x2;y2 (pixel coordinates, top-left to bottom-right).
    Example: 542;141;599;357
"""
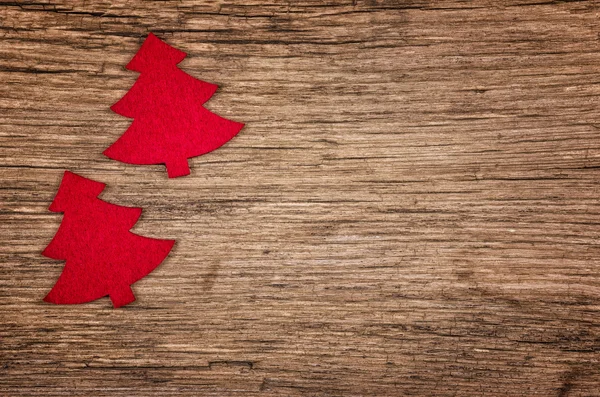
110;285;136;308
166;157;191;178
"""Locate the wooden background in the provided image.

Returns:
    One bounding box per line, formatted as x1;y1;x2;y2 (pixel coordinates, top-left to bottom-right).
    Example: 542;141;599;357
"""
1;0;600;395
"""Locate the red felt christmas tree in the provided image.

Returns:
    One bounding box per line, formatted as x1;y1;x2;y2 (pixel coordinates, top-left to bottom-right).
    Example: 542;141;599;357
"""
42;171;175;308
104;33;244;178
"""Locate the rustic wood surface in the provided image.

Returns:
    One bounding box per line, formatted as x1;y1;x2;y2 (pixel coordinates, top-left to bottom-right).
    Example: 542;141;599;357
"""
1;0;600;395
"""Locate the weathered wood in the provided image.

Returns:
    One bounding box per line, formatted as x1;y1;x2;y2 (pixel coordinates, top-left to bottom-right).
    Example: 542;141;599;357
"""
1;0;600;395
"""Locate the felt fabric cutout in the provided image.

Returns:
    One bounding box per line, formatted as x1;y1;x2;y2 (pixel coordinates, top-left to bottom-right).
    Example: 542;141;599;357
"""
43;171;175;308
104;32;244;178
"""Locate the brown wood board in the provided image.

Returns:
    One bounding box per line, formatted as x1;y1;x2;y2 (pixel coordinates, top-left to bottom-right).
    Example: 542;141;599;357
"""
1;1;600;395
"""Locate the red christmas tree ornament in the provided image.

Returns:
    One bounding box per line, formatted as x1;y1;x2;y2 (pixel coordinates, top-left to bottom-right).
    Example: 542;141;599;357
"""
42;171;175;308
104;32;244;178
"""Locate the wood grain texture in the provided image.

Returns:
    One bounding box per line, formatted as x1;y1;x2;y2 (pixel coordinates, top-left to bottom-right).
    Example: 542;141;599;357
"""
1;0;600;395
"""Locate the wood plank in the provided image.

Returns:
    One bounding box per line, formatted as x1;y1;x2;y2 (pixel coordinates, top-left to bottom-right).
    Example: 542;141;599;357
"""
1;1;599;395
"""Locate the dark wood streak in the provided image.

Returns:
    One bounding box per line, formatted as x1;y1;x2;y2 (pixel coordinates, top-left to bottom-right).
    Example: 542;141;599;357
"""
1;0;600;395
